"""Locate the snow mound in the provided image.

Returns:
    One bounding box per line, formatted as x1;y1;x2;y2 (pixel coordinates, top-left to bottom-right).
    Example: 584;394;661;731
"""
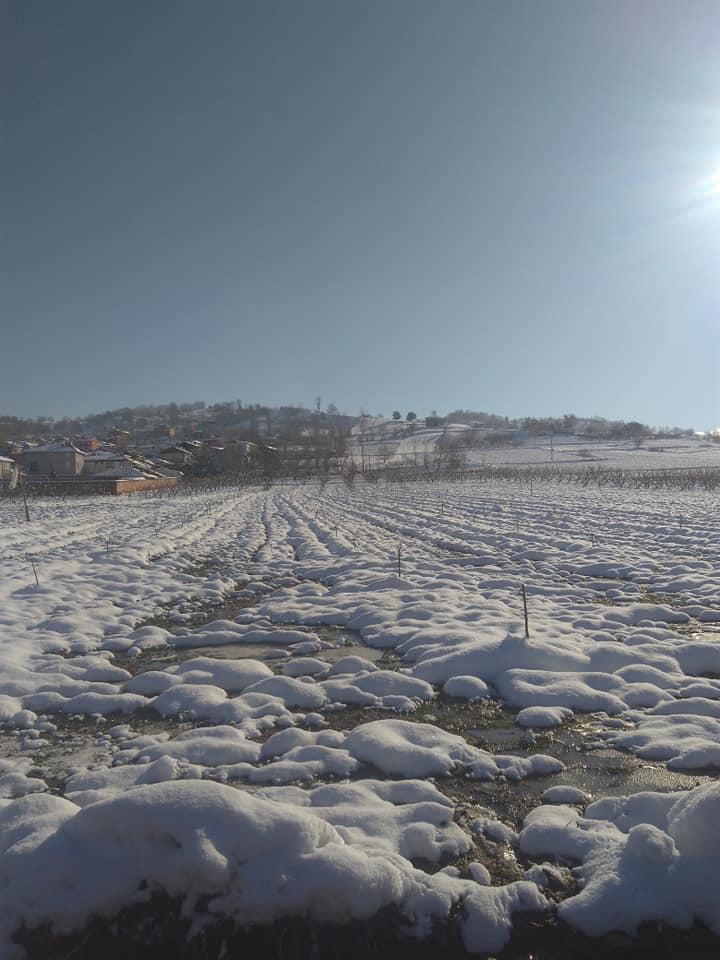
517;782;720;937
443;676;491;700
0;778;548;955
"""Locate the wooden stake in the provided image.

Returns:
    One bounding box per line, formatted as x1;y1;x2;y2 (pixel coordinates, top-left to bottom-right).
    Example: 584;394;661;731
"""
31;560;39;587
521;584;529;639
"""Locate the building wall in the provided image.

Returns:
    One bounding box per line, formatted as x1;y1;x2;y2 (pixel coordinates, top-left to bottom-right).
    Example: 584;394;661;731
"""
21;450;84;477
74;438;100;452
83;458;129;476
25;477;178;495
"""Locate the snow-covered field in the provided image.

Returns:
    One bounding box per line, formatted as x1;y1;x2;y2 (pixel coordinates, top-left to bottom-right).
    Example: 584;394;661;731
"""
350;425;720;474
469;436;720;470
2;471;720;956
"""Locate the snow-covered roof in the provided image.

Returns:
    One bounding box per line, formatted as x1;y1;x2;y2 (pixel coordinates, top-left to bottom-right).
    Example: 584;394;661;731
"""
22;442;84;455
84;450;129;461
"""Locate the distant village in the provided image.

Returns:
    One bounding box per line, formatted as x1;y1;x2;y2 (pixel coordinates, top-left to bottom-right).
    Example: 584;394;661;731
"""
0;402;356;495
0;400;705;495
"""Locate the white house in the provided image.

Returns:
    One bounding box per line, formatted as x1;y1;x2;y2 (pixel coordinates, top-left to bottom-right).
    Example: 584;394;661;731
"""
0;455;19;491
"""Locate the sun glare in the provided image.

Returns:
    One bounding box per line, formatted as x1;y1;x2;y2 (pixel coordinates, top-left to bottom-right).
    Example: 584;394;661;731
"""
679;170;720;217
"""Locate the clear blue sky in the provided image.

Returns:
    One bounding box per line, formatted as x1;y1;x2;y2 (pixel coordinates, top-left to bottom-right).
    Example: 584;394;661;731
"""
2;0;719;428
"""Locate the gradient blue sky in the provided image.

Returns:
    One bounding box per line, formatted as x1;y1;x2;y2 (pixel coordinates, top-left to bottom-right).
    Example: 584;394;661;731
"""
2;0;719;428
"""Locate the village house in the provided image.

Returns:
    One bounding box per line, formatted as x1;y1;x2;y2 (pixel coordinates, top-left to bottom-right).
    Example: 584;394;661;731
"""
160;445;195;466
19;442;85;478
82;449;135;476
83;445;180;479
73;437;100;452
0;455;18;490
108;428;130;450
217;439;255;469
